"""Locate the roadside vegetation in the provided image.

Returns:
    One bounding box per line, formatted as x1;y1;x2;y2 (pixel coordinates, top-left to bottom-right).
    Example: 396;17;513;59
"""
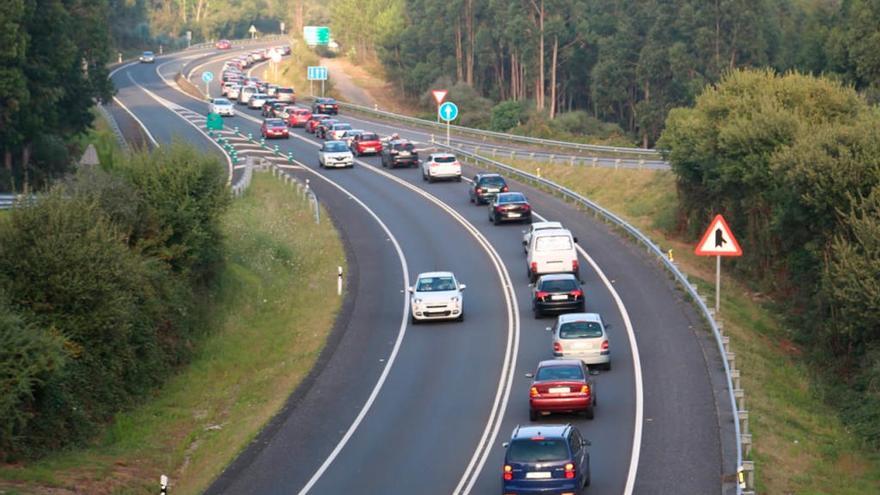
275;39;338;99
0;166;345;493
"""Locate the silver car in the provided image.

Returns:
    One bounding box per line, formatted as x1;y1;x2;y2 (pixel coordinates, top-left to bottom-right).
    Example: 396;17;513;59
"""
409;271;466;323
318;140;354;169
248;93;269;109
551;313;611;370
139;51;156;63
210;98;235;116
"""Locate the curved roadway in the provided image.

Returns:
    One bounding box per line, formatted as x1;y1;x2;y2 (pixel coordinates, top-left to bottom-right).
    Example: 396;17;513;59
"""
110;44;735;495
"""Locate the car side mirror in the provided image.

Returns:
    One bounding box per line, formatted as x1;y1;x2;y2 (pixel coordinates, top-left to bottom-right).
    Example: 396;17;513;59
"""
604;323;612;329
545;327;552;332
583;439;591;446
459;284;467;291
573;237;579;244
524;372;534;378
407;286;413;293
502;442;509;449
522;240;528;245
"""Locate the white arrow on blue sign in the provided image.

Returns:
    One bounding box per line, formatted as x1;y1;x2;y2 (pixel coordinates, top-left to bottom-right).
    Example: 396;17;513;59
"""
439;101;458;122
307;66;328;81
202;71;214;83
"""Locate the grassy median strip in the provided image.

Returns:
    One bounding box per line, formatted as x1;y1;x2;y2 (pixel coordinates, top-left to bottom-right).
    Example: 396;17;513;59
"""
494;158;880;493
0;172;346;494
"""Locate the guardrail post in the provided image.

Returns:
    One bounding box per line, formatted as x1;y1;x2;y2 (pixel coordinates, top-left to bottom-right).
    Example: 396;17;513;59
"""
731;368;741;390
592;157;598;167
615;158;621;169
639;159;645;169
738;409;749;435
160;474;168;494
742;460;755;491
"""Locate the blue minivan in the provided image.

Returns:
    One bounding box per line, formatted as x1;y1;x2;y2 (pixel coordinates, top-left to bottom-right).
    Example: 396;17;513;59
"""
502;424;591;495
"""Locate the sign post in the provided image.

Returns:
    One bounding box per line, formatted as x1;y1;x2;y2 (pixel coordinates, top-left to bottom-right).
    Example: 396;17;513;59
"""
249;25;257;39
270;50;282;81
307;66;328;97
202;71;214;98
438;101;458;145
694;214;743;315
432;90;448;124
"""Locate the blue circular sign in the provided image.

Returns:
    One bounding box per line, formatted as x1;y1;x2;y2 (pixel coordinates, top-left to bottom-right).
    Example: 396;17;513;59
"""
439;101;459;122
202;71;214;83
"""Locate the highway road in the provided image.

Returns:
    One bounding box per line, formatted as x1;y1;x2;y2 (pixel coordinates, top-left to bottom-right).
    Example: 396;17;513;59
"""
110;43;735;494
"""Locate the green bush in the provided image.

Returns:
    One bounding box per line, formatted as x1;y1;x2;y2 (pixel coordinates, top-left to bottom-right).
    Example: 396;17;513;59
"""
490;100;527;132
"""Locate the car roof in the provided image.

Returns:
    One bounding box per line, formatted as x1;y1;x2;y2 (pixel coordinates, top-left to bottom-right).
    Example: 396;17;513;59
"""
430;153;455;159
537;273;578;283
417;271;455;279
532;228;572;238
557;312;603;324
511;424;571;441
532;221;563;230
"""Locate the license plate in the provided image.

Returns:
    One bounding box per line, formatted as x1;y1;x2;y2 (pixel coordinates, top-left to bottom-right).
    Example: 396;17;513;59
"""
485;188;499;193
548;387;570;394
526;472;552;479
400;151;411;156
508;212;522;218
551;294;568;301
366;148;375;152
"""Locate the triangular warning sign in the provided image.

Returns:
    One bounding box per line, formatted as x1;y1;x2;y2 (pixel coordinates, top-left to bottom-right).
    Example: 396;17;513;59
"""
695;214;742;256
432;90;448;105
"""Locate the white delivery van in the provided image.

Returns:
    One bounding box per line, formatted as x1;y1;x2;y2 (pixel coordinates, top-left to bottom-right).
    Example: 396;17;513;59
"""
527;228;579;282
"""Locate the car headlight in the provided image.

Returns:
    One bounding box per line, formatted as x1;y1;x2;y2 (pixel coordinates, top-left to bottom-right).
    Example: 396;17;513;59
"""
450;296;460;302
413;298;422;304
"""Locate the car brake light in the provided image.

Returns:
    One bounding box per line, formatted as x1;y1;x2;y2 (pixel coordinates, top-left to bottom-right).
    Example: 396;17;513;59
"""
503;464;513;481
475;187;482;193
530;262;537;273
495;206;504;212
530;436;545;441
572;260;579;272
564;463;575;479
580;384;590;394
601;340;609;350
570;289;583;298
553;342;562;352
502;185;509;192
529;387;538;397
521;204;530;211
535;291;549;300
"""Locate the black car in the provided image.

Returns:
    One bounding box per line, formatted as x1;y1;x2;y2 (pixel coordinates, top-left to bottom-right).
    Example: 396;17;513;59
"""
469;173;509;204
502;424;591;494
380;139;419;168
260;100;280;117
489;192;532;224
312;97;339;115
532;273;585;318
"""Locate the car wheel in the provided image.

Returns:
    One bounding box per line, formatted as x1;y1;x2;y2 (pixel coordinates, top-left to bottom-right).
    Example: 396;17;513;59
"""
604;362;612;371
491;214;497;225
422;172;427;182
585;473;591;487
529;409;538;422
533;307;542;319
428;174;435;183
456;312;464;322
411;313;419;324
584;405;595;420
456;175;462;182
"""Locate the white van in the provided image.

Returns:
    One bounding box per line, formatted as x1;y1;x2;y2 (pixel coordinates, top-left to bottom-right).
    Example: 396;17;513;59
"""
527;228;579;282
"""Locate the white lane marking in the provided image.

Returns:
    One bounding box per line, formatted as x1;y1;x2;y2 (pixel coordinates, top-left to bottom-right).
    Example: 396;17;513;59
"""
108;61;161;148
152;50;521;495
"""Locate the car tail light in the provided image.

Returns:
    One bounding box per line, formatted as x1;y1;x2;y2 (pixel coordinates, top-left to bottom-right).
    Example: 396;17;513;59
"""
572;260;579;273
553;341;562;353
564;463;576;479
475;187;482;193
503;465;513;481
495;206;504;212
535;291;549;300
502;185;509;192
530;262;537;273
521;204;530;211
580;384;590;394
570;289;583;298
453;161;461;166
529;387;538;397
430;162;438;167
601;340;609;351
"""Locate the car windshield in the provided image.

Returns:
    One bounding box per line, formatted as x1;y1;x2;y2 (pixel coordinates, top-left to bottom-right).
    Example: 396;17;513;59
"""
416;276;456;292
143;51;153;56
479;176;506;187
361;133;379;141
323;141;349;152
539;278;578;292
433;155;456;163
213;99;230;105
535;365;584;381
499;193;526;204
266;119;284;126
535;235;572;251
559;321;604;339
334;124;352;130
507;439;569;463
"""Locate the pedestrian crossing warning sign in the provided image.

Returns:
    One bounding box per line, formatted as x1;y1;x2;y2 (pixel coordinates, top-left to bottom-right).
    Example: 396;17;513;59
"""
695;214;742;256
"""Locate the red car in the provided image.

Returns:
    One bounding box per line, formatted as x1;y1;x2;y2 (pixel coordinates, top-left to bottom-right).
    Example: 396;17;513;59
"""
261;118;289;139
528;359;595;421
288;108;313;127
350;132;383;156
215;39;232;50
305;114;331;134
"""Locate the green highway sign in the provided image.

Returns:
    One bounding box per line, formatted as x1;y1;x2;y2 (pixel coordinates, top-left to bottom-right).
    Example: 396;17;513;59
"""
304;26;330;46
206;112;223;131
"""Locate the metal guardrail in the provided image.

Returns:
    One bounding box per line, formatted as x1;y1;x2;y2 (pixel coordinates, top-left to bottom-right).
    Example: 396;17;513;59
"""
436;140;753;494
298;95;662;158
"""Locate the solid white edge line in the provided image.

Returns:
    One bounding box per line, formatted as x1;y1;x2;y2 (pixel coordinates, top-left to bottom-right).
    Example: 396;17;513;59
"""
148;49;523;495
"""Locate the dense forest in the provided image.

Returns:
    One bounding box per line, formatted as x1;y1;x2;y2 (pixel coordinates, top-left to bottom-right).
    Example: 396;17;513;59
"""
331;0;880;146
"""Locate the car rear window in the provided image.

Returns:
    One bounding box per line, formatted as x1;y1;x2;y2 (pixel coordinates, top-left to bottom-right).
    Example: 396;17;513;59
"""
334;124;352;130
539;278;578;292
393;142;415;151
416;277;456;292
479;176;506;187
535;365;584;381
266;119;284;126
535;235;572;251
507;439;569;462
433;155;456;163
559;321;604;339
277;88;294;94
361;133;379;141
498;193;526;203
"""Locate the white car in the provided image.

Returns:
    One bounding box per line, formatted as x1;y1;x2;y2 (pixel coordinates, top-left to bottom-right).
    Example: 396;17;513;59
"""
239;86;257;105
527;228;579;282
551;313;611;370
318;140;354;169
409;271;466;323
139;51;156;63
422;153;462;182
327;123;353;140
248;93;269;109
523;221;564;254
339;129;364;146
211;98;235;116
226;84;242;100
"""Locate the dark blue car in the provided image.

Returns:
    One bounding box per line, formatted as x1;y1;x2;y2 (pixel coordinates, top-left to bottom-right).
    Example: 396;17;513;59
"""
502;424;591;495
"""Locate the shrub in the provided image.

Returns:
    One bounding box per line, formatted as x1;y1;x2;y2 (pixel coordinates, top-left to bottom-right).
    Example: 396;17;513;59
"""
490;100;527;132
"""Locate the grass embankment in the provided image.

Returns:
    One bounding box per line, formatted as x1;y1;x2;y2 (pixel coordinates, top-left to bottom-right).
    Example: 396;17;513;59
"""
0;173;346;494
268;40;338;99
498;159;880;494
